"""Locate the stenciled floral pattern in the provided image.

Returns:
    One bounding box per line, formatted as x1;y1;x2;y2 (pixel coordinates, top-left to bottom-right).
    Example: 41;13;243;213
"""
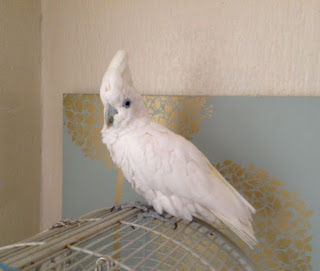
214;161;313;271
144;96;213;140
63;94;115;168
63;94;313;270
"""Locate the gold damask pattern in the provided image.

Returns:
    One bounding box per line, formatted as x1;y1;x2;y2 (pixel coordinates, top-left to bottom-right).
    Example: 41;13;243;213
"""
144;96;213;140
215;161;312;271
63;94;114;168
63;94;313;270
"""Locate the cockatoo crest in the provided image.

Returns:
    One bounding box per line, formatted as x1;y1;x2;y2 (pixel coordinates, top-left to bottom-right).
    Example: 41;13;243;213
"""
100;50;146;129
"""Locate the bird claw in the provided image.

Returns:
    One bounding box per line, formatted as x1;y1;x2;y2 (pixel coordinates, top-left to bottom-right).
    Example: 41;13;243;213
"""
137;211;178;230
110;201;151;212
111;202;178;230
173;222;178;230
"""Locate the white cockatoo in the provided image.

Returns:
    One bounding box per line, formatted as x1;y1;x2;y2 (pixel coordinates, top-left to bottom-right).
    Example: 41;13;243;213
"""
100;50;257;248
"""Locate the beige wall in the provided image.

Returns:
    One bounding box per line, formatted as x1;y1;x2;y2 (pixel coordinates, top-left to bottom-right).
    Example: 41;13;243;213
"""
0;0;41;245
1;0;319;244
41;0;320;229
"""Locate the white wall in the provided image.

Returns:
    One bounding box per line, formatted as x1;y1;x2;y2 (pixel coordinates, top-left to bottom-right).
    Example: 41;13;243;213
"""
0;0;41;245
40;0;320;229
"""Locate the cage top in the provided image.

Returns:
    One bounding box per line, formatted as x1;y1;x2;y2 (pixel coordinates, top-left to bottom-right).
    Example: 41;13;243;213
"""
0;206;256;271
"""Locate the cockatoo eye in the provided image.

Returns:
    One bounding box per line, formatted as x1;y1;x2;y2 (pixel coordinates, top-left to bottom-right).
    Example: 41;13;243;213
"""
123;98;131;108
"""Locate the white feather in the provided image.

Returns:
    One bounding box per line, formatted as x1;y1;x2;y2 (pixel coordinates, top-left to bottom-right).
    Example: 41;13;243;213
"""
100;50;257;248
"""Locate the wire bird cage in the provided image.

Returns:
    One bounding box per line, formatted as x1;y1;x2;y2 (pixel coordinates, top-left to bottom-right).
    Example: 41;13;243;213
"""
0;206;256;271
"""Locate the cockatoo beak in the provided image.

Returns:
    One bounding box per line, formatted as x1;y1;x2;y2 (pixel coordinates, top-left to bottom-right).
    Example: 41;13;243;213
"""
104;103;118;127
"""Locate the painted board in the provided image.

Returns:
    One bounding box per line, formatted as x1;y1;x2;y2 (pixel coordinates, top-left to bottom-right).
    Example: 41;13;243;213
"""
63;94;320;270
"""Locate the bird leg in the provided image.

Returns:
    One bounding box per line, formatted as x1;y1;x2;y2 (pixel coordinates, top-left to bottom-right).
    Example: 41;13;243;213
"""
110;201;152;212
137;210;178;230
111;201;177;229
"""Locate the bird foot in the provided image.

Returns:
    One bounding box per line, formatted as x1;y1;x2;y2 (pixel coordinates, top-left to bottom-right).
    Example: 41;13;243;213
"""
111;202;177;229
110;201;152;212
137;211;178;230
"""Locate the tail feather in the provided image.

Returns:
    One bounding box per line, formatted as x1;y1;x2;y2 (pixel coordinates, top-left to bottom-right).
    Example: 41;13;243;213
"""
207;161;256;214
196;203;257;248
213;211;257;248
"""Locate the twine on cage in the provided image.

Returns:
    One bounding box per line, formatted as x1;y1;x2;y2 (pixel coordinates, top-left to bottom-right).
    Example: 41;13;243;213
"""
0;242;45;251
50;218;102;229
0;217;102;251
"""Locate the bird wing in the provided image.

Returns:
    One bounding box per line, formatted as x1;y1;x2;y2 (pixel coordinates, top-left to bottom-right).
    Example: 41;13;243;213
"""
125;121;257;247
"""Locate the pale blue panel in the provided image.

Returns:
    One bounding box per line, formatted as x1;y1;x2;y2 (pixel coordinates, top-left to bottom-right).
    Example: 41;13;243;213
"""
63;128;115;219
193;97;320;270
63;127;142;219
63;96;320;270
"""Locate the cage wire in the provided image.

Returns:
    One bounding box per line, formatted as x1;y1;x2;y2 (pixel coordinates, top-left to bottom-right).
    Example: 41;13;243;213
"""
0;206;256;271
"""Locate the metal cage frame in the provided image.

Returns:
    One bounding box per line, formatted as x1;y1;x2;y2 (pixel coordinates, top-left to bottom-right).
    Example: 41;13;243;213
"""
0;206;256;271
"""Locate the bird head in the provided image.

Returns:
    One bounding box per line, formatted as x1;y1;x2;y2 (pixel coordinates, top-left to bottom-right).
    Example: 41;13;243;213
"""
100;50;146;129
